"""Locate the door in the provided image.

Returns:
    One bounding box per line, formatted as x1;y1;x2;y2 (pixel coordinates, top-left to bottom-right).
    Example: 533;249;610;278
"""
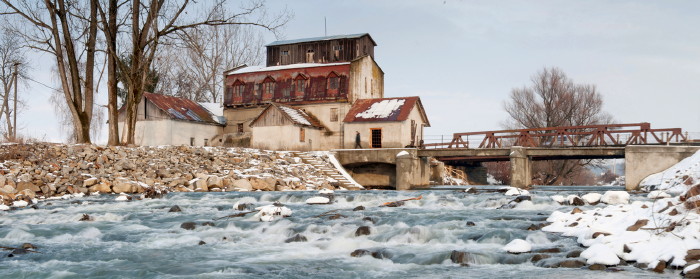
370;128;382;148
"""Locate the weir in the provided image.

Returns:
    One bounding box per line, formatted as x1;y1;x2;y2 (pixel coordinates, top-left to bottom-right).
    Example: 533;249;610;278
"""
334;145;700;190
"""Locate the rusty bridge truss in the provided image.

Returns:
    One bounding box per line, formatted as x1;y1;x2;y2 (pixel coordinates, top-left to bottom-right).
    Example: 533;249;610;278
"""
424;123;688;149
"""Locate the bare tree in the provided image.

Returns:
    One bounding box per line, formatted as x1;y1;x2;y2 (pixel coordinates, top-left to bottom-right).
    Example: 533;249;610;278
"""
1;0;99;143
99;0;288;145
0;29;29;141
156;15;266;102
503;67;613;185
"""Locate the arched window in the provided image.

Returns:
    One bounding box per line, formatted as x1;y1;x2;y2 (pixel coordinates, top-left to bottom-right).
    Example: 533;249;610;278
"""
232;80;245;103
293;74;307;99
262;76;275;101
327;72;340;97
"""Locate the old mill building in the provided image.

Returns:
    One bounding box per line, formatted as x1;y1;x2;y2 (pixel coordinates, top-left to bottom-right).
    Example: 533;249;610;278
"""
221;33;430;151
119;33;430;150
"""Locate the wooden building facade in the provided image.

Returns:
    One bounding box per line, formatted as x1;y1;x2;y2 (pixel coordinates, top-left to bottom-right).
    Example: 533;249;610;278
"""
265;33;376;66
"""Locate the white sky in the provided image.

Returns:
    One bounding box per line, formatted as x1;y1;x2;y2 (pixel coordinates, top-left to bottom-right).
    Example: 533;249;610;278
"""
16;0;700;143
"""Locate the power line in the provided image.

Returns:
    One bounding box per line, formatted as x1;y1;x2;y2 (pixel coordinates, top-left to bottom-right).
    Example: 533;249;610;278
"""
24;76;60;92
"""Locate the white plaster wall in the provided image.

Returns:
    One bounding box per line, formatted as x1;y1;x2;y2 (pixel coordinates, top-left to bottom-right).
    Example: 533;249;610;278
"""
251;125;323;151
343;107;427;149
349;56;384;102
118;119;223;146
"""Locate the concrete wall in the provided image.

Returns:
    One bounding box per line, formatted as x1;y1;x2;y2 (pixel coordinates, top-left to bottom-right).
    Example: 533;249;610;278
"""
118;119;223;146
251;125;323;151
625;145;700;190
333;148;431;189
343;108;426;149
349;55;384;102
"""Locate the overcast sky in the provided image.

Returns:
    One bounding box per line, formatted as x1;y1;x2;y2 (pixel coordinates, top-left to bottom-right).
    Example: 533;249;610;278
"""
17;0;700;143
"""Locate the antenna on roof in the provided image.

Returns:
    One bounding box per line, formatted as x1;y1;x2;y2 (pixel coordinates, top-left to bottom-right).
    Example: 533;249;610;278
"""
324;17;327;36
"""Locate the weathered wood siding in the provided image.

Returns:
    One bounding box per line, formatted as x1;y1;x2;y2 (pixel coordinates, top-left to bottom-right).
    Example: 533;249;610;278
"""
250;106;293;127
266;35;375;66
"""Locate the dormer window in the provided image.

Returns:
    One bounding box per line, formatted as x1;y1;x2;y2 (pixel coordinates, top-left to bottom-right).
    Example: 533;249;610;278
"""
327;72;340;90
232;80;245;103
262;77;275;101
293;74;307;99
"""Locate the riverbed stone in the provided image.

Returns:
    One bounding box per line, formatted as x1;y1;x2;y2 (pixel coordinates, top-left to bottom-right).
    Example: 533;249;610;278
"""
653;260;666;273
284;234;308;243
558;260;585;268
589;264;606;270
351;249;371;257
232;179;253;191
180;222;197;230
531;254;550;263
626;219;649;231
169;205;182;212
15;181;40;193
355;226;371;236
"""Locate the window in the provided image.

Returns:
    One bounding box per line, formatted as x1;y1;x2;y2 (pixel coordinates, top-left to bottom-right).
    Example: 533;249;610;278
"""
296;79;305;92
281;50;289;56
237;123;244;133
234;83;244;97
306;49;314;63
299;128;305;142
204;139;208;146
364;78;367;93
333;45;343;51
190;137;195;146
226;87;233;102
262;80;275;100
282;87;290;98
330;108;338;122
329;76;339;90
370;128;382;148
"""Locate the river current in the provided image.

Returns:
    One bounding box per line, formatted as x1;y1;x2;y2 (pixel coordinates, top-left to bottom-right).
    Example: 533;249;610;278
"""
0;187;676;278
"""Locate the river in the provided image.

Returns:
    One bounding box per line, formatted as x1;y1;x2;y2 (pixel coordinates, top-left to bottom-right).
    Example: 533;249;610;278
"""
0;186;677;278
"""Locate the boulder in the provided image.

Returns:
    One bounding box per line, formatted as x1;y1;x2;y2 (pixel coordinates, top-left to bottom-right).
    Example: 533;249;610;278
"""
89;182;111;193
180;222;196;230
232;179;253;191
351;249;371;257
353;205;365;211
250;177;274;191
169;205;182;212
589;264;606;270
193;179;208;192
450;250;473;265
558;260;586;268
83;177;98;187
503;239;531;254
601;191;630;204
284;234;308;243
15;182;40;193
17;189;36;199
531;254;551;263
566;250;582;258
355;226;371;236
113;179;135;193
207;176;223;188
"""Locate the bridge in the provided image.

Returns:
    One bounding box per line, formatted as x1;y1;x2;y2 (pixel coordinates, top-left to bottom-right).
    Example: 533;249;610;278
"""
333;123;699;191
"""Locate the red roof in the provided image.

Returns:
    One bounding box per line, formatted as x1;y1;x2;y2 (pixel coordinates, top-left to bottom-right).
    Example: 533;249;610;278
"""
143;92;220;125
343;97;430;126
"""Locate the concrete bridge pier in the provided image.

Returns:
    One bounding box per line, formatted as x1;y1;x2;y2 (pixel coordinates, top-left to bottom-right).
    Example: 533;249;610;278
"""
509;146;532;188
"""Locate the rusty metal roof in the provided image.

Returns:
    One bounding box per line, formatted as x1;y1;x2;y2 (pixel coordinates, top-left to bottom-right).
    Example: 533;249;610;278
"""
143;92;221;125
250;103;325;129
343;97;430;126
266;33;376;47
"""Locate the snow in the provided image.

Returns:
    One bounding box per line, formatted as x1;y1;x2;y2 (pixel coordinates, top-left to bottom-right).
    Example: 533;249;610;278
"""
396;151;410;157
318;189;334;194
305;196;330;204
279;106;312;126
115;194;129;201
600;191;629;204
551;195;566;204
230;62;351;74
580;243;621;265
647;190;671;199
503;187;529;196
502;239;531;253
12;200;28;207
641;150;700;194
255;204;293;222
327;153;364;189
355;99;405;119
685;263;700;274
582;193;602;204
0;204;10;211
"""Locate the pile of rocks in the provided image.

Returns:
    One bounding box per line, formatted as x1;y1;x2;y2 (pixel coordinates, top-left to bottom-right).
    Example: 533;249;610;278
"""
0;143;340;206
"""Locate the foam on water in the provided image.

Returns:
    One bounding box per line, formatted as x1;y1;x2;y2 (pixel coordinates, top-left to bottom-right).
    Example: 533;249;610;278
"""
0;187;679;278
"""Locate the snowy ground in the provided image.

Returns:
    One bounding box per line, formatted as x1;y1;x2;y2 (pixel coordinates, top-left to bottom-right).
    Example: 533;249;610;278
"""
543;150;700;274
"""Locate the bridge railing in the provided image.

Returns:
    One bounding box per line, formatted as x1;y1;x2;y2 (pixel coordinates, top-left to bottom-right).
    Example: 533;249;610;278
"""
422;122;689;149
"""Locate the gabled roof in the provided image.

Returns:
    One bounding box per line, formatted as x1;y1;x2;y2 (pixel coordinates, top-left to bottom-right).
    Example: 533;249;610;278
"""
143;92;221;125
250;103;324;129
227;62;351;75
266;33;376;47
343;97;430;126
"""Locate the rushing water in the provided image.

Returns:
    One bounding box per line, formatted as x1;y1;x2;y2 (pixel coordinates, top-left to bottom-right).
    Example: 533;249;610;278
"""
0;187;677;278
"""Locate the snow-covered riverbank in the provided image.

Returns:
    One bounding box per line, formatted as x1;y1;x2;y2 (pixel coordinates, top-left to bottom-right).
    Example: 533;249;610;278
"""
543;150;700;277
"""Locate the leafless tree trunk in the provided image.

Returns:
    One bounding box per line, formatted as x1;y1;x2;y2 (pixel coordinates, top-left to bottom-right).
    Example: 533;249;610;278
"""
103;0;119;145
0;29;28;141
503;67;613;185
1;0;98;143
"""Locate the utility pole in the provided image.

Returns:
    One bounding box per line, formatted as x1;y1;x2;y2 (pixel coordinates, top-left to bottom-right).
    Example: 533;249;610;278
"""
12;62;18;140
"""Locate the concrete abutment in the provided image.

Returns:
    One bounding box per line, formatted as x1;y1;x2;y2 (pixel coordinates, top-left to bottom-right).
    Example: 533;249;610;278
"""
624;145;700;190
